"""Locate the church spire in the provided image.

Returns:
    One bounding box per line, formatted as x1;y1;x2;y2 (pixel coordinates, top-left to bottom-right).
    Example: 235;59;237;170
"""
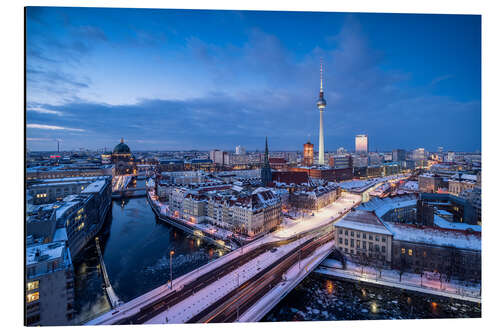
264;136;269;166
261;136;272;186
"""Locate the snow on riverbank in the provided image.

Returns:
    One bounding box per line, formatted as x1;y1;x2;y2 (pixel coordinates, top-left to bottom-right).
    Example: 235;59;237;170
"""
318;259;480;301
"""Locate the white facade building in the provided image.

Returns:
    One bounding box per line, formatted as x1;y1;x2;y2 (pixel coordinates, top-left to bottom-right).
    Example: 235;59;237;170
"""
355;135;368;154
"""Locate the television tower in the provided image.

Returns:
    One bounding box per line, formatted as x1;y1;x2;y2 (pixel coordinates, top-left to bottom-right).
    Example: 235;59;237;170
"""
316;60;327;165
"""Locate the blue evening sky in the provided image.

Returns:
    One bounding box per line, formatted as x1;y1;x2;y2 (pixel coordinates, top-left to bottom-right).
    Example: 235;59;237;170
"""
26;7;481;152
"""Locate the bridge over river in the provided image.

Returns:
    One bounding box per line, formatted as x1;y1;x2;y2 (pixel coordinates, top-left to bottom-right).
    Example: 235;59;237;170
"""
85;193;361;324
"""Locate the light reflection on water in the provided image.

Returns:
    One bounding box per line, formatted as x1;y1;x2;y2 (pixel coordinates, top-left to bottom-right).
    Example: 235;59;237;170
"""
73;197;226;324
264;275;481;321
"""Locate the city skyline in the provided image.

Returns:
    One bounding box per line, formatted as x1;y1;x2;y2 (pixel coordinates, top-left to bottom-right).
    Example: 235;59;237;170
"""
27;8;481;152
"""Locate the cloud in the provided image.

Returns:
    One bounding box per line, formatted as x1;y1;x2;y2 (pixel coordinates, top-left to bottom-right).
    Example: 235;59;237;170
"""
431;74;453;86
75;25;108;41
27;107;65;116
27;124;85;132
27;137;53;141
25;13;480;151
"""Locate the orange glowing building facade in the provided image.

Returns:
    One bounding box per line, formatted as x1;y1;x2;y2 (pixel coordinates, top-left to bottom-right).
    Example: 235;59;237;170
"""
303;141;314;166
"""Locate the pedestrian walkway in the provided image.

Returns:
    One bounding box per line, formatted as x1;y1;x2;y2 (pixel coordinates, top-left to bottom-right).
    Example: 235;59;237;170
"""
316;259;481;303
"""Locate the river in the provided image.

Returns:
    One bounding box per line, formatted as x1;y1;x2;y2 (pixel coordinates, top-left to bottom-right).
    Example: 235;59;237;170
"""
72;196;228;324
263;274;481;321
72;179;480;324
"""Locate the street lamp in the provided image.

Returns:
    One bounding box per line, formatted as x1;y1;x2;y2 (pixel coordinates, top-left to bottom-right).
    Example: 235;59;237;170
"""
169;250;175;289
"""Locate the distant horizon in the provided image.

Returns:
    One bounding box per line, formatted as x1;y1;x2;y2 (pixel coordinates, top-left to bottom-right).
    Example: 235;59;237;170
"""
27;145;482;154
26;8;481;152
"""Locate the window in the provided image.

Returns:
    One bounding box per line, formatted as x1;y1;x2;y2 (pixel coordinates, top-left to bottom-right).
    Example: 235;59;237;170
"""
344;239;348;245
27;281;39;291
363;233;366;239
369;235;373;240
363;241;366;249
356;232;360;238
375;236;379;242
408;249;413;256
401;248;406;254
375;244;380;252
369;243;373;250
356;240;360;249
344;230;348;236
381;246;386;252
351;231;354;237
339;237;343;244
26;292;39;303
382;237;386;243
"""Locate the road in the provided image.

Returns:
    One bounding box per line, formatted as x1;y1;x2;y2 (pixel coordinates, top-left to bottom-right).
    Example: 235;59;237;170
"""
112;237;297;325
188;233;334;323
92;192;361;325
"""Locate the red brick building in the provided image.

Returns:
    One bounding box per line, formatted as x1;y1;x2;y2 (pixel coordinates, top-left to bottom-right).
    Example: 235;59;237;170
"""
288;167;353;182
268;157;287;170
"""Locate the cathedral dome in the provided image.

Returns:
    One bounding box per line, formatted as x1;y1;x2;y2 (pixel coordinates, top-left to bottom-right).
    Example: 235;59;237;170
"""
113;138;131;154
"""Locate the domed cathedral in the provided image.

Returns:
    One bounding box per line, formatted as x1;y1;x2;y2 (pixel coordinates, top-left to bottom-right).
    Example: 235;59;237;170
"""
112;138;137;175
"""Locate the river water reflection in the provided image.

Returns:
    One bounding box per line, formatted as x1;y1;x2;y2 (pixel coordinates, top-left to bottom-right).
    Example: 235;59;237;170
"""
73;197;227;324
263;274;481;321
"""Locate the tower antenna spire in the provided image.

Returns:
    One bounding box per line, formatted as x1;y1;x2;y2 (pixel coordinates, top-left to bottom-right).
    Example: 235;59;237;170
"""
320;58;324;92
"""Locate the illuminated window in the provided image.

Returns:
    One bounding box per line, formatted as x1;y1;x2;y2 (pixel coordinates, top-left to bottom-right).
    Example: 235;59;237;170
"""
27;281;39;291
401;248;406;254
26;292;39;303
408;249;413;256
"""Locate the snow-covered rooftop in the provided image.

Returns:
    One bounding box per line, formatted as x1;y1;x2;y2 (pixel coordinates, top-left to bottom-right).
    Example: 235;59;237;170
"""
356;194;418;218
335;210;392;235
385;222;481;251
433;215;481;233
55;200;79;220
26;241;66;266
81;180;107;193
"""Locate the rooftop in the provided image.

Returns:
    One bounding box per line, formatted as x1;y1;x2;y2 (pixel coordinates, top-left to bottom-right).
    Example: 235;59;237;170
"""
26;241;66;266
385;222;481;251
335;210;392;235
81;179;107;193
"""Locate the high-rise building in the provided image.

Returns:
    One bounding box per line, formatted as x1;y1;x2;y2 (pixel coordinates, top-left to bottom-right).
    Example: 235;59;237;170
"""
210;149;226;165
392;149;406;162
329;154;353;169
355;135;368;154
412;148;426;161
316;61;327;165
303;141;314;166
368;152;383;166
235;145;245;155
